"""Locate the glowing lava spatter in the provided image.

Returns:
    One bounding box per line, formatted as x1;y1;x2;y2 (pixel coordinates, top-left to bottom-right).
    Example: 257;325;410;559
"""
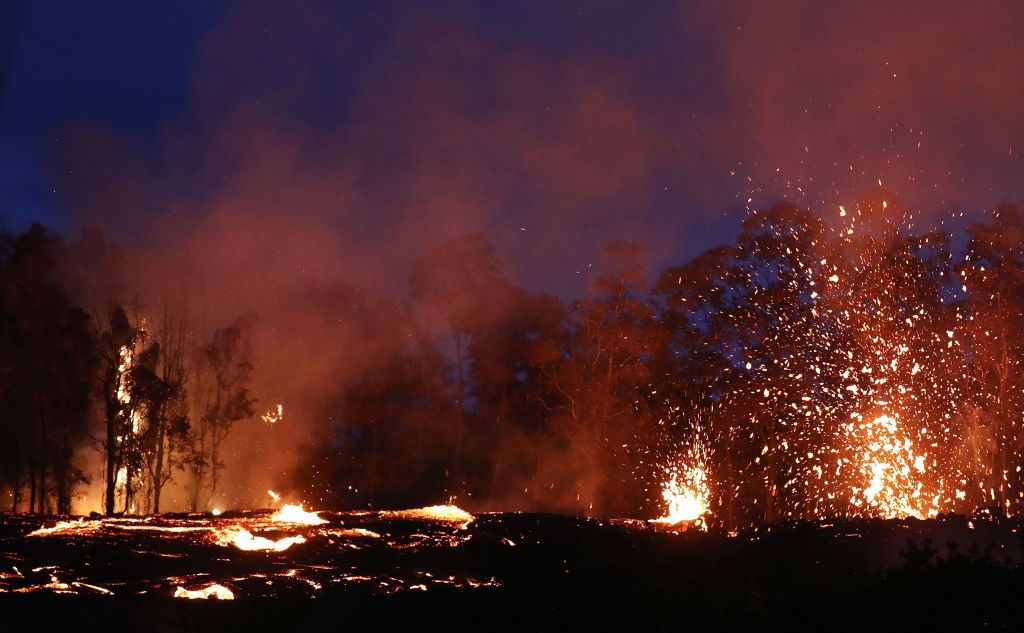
261;403;284;425
846;413;939;519
271;503;327;525
654;465;710;525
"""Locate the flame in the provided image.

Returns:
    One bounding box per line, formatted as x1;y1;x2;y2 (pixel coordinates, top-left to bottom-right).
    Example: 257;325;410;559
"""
271;503;327;525
653;465;710;525
268;489;281;503
174;583;235;600
214;527;306;552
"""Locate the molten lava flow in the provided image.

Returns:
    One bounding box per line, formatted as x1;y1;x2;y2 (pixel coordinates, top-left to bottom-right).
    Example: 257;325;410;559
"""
214;527;306;552
271;503;327;525
654;465;710;526
27;519;100;537
174;583;235;600
328;527;382;539
385;505;475;527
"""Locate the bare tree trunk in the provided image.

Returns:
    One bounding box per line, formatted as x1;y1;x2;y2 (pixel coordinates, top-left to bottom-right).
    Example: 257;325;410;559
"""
724;437;735;529
153;422;166;513
189;462;203;512
487;385;508;503
28;442;37;514
764;452;775;525
123;463;134;514
453;332;464;487
38;415;48;515
210;438;220;502
369;419;378;508
12;469;21;512
208;382;224;502
104;401;117;515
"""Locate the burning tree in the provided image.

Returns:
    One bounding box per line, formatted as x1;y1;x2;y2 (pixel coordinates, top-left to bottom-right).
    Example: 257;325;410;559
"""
97;305;146;514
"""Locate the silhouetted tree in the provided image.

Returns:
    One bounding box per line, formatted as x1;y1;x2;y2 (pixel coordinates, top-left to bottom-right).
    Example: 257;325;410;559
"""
959;204;1024;508
537;240;667;517
191;314;256;505
410;233;508;492
0;224;96;514
292;285;451;509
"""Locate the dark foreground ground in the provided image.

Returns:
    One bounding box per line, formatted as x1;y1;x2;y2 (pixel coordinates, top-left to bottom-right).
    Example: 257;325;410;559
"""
1;509;1021;631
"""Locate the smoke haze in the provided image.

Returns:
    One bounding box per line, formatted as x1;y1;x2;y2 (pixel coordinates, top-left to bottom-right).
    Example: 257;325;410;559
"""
12;1;1023;510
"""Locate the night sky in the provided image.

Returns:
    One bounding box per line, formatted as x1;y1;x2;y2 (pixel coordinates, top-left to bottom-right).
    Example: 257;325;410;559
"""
3;1;1024;296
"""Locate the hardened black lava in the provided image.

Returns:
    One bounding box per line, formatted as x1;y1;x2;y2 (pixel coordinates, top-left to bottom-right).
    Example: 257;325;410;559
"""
1;509;1023;631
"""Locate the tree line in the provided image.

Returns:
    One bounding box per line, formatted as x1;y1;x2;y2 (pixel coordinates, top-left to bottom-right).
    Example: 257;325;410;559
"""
0;224;255;514
3;200;1024;526
290;201;1024;526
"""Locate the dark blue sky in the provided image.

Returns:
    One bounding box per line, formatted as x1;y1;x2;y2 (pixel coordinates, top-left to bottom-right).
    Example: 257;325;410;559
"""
1;1;220;229
2;1;1023;295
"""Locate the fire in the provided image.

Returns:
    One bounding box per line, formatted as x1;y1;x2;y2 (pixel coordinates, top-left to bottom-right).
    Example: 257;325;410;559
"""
214;527;306;552
174;583;235;600
654;465;710;525
271;503;327;525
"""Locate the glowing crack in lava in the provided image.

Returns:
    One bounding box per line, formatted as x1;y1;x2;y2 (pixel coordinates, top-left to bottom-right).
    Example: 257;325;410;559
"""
654;465;710;526
214;527;306;552
174;584;235;600
846;413;940;519
271;503;327;525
